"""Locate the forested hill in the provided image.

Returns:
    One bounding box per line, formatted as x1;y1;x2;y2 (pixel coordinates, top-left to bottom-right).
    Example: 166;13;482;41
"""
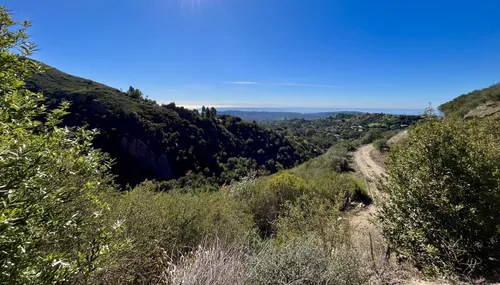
438;83;500;118
25;65;305;186
263;113;421;154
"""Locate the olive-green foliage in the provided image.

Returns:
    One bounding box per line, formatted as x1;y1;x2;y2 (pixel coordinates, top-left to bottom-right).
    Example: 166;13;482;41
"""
293;142;351;174
373;138;389;152
379;116;500;277
250;172;307;236
264;113;421;158
0;7;119;284
126;86;143;99
246;237;369;285
168;235;370;285
292;143;369;203
102;181;256;284
275;153;366;246
360;129;384;145
25;64;305;187
275;195;349;249
439;83;500;118
348;173;369;200
239;142;367;238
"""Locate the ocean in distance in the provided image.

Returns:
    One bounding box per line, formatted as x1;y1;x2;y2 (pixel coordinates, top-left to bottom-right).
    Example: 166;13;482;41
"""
216;107;424;116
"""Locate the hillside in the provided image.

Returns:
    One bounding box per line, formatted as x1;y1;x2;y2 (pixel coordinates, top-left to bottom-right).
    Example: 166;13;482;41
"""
263;113;421;154
438;83;500;118
25;65;305;186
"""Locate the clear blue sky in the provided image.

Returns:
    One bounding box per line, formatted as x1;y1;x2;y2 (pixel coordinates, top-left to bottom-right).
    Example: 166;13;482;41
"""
5;0;500;109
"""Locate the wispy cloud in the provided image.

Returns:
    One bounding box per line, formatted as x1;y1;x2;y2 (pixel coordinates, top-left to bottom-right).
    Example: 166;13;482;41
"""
222;81;259;85
279;83;336;88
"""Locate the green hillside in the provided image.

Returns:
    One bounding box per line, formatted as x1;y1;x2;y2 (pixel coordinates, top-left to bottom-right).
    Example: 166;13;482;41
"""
25;66;305;186
438;83;500;118
263;113;421;154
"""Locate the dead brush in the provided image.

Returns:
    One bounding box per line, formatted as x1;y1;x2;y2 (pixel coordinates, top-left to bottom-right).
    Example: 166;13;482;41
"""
166;239;248;285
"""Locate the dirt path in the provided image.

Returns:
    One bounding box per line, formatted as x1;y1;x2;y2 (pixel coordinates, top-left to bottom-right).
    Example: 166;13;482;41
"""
350;144;384;249
350;144;464;285
353;144;385;200
350;144;387;242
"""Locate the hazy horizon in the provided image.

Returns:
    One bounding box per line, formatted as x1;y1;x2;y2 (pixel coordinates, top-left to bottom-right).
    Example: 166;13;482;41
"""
178;105;424;115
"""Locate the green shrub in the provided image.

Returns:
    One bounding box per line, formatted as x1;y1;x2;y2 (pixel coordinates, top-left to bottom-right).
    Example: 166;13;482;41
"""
348;174;371;203
0;7;121;284
360;129;384;145
246;237;369;285
379;117;500;277
274;194;350;249
373;138;389;152
292;151;370;206
250;172;307;237
294;143;350;173
102;182;256;284
246;145;370;238
439;83;500;118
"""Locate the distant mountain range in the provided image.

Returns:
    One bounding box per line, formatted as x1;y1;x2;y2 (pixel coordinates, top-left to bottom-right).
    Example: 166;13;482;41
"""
218;110;361;121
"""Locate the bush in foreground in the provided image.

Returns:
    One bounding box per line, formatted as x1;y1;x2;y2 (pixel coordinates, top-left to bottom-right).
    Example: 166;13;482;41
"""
98;182;256;284
0;7;120;284
379;116;500;277
246;237;369;285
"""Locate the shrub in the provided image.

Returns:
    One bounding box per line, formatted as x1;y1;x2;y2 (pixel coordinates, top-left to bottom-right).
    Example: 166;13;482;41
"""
361;129;384;145
274;194;350;250
250;172;307;236
101;182;256;284
292;152;370;207
246;237;369;285
296;143;351;173
372;138;388;152
0;7;120;284
379;117;500;277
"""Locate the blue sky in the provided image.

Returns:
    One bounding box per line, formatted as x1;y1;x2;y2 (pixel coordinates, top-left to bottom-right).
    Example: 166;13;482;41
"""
5;0;500;109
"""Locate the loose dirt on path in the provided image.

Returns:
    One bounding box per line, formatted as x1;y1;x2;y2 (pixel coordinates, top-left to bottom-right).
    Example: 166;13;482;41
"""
350;144;457;285
354;144;385;197
350;144;387;244
350;144;384;241
350;144;386;267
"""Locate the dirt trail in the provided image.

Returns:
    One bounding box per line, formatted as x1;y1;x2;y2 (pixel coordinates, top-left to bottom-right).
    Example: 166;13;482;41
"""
350;144;387;242
351;144;455;285
354;144;385;198
350;144;384;251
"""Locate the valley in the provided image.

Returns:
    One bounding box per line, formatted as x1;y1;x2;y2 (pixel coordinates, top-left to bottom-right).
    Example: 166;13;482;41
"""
1;3;500;285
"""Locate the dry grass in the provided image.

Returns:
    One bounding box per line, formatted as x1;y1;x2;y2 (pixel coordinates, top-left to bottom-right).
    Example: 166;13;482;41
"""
167;240;248;285
164;235;378;285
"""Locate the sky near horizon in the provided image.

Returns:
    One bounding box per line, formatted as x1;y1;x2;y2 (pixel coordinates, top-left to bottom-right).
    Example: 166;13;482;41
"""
4;0;500;109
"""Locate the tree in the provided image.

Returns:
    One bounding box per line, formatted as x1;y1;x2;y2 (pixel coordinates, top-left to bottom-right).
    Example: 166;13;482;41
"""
126;85;143;99
210;107;217;118
379;116;500;277
0;7;119;283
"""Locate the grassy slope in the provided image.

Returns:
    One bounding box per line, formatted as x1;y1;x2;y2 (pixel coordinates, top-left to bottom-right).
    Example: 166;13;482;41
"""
438;83;500;118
